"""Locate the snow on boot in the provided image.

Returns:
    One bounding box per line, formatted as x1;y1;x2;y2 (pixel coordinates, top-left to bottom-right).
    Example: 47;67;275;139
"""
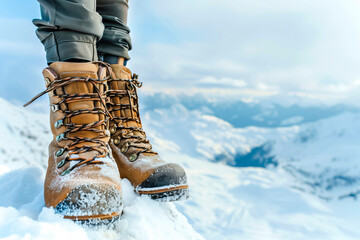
106;62;189;201
24;62;123;223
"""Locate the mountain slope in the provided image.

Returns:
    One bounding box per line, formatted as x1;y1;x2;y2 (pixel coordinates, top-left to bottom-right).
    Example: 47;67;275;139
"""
1;97;360;239
0;98;203;240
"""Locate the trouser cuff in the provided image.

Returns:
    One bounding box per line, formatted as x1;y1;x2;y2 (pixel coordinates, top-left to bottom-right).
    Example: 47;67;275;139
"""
42;31;98;63
97;44;130;60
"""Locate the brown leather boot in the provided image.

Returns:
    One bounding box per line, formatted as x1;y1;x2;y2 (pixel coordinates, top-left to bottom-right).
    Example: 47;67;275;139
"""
106;61;189;201
25;62;123;222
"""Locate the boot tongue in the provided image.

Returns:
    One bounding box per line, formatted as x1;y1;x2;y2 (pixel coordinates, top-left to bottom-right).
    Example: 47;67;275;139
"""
49;62;101;79
109;64;155;156
109;64;144;134
110;63;131;79
49;62;108;146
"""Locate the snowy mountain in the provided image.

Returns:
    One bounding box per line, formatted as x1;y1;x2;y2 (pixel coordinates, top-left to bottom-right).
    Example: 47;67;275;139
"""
1;95;360;240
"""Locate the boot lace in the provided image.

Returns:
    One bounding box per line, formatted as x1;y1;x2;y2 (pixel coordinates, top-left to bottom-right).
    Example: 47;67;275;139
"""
24;74;112;176
107;74;156;161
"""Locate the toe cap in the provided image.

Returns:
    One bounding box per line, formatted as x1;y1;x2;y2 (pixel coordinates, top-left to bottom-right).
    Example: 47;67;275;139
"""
138;163;188;189
55;183;122;218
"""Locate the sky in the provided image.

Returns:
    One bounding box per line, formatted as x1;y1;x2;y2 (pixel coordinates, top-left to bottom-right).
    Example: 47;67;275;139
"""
1;0;360;105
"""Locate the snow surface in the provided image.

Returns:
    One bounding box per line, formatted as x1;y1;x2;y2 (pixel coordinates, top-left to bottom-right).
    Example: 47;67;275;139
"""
1;96;360;239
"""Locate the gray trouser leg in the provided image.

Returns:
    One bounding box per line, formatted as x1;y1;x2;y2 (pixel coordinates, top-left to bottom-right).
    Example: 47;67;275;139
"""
33;0;104;63
96;0;132;60
33;0;132;63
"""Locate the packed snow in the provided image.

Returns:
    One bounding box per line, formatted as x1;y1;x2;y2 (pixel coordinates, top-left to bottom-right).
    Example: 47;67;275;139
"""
1;95;360;239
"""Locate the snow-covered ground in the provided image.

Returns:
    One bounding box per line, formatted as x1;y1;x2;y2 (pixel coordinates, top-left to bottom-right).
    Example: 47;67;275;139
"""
1;95;360;240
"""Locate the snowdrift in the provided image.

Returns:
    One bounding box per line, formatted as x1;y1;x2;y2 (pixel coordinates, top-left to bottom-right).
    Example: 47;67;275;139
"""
0;167;203;240
0;98;203;240
1;96;360;239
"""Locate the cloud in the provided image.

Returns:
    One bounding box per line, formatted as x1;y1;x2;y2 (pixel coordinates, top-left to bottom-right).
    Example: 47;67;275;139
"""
1;0;360;105
0;17;45;103
198;76;247;88
129;0;360;104
0;18;43;56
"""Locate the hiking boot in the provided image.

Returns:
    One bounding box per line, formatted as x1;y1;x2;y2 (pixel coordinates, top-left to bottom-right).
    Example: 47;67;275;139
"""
25;62;123;222
106;61;189;201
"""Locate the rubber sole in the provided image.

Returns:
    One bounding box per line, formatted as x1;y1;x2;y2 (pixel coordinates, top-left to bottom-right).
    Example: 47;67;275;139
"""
54;184;123;227
74;215;120;228
64;212;121;228
137;185;189;202
64;211;121;221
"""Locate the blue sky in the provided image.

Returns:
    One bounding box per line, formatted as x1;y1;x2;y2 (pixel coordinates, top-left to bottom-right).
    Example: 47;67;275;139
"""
1;0;360;105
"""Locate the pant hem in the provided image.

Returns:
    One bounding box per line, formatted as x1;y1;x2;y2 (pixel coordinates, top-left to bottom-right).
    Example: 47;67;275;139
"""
45;40;98;63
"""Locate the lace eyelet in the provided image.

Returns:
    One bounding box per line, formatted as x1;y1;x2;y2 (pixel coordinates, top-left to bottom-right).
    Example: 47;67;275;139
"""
114;136;121;145
110;125;117;134
56;133;65;142
56;148;65;157
120;143;129;153
44;77;51;85
61;169;71;176
54;119;63;129
129;154;137;162
51;104;60;112
57;159;66;168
